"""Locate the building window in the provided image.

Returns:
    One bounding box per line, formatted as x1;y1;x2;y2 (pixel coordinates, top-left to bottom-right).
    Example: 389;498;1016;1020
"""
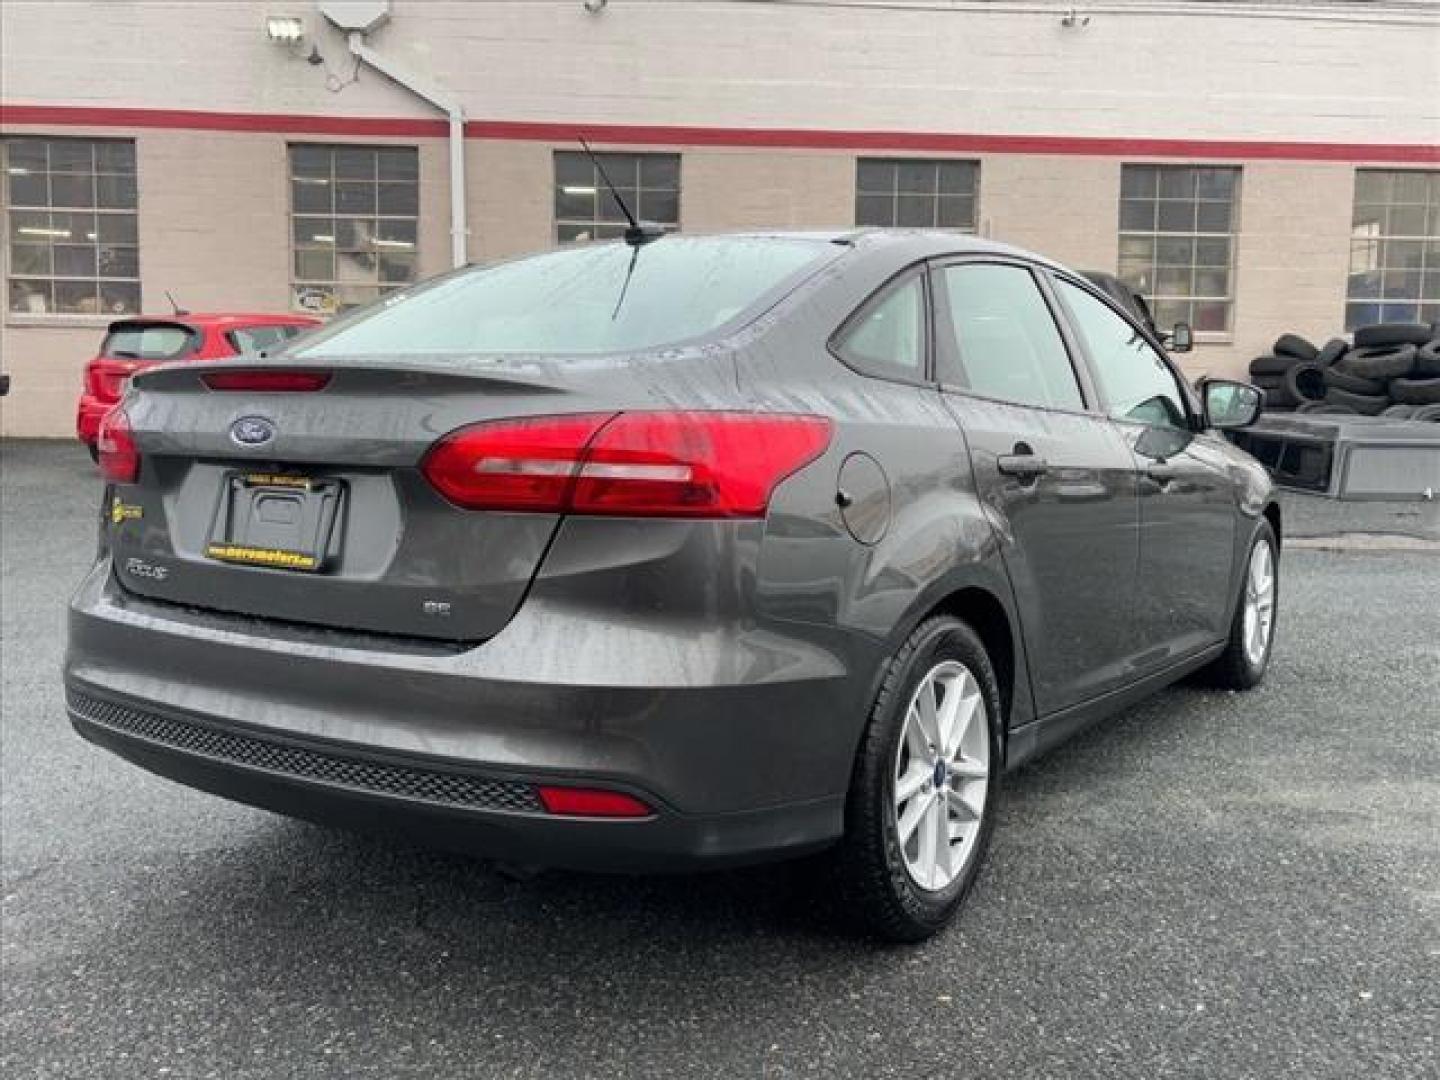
855;159;978;231
553;151;680;242
4;137;139;316
289;144;419;314
1346;170;1440;330
1117;165;1239;334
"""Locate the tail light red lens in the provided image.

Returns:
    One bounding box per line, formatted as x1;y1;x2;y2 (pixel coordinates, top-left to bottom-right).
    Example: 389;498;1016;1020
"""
422;411;832;518
97;408;140;484
423;413;617;512
536;786;653;818
202;370;332;392
86;360;137;401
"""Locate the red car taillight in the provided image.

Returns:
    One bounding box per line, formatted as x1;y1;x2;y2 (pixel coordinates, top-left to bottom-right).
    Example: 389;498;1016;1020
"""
202;370;332;392
85;360;137;401
421;411;833;518
97;408;140;484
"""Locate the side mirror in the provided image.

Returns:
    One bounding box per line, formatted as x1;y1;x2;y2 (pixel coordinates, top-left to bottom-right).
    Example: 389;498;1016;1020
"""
1200;378;1263;430
1169;321;1194;353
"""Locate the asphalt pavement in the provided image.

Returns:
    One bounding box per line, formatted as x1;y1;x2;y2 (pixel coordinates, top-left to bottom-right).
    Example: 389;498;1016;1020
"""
3;440;1437;1079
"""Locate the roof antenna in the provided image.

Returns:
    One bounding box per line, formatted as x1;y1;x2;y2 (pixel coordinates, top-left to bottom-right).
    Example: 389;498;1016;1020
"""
165;290;189;317
579;137;666;247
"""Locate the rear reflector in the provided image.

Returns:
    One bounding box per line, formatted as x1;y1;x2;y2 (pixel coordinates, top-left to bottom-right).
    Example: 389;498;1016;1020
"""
422;411;832;518
536;786;653;818
97;408;140;484
202;370;331;392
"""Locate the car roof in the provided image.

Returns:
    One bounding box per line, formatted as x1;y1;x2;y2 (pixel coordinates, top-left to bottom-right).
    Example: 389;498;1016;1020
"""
639;228;1077;276
501;229;1072;274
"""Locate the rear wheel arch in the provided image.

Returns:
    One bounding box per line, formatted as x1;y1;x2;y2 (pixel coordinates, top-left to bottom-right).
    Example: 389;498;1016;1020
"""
867;583;1022;770
926;587;1016;731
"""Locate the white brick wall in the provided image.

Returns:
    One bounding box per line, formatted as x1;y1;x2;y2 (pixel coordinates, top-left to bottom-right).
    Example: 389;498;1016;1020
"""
3;2;1436;142
1;1;1436;435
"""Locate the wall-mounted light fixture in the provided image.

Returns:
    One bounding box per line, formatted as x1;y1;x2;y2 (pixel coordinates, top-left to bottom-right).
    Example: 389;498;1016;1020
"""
265;15;305;43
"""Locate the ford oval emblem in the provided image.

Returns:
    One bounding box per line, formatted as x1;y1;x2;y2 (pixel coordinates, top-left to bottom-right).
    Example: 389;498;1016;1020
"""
230;416;276;448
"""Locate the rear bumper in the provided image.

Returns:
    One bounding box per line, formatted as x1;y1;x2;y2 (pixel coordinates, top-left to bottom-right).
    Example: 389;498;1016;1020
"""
66;558;872;869
66;685;839;871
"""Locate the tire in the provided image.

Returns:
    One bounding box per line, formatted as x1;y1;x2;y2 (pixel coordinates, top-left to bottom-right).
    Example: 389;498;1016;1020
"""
1323;366;1386;396
86;443;100;464
1315;337;1349;367
1411;402;1440;422
1251;373;1284;391
834;615;1002;942
1413;340;1440;378
1325;387;1389;415
1248;354;1295;378
1381;403;1417;419
1340;343;1417;380
1389;376;1440;405
1198;521;1278;690
1353;322;1433;348
1283;362;1326;403
1272;333;1319;361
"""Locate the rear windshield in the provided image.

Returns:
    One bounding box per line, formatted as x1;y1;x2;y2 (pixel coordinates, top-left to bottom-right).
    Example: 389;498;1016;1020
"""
293;236;835;358
102;324;195;360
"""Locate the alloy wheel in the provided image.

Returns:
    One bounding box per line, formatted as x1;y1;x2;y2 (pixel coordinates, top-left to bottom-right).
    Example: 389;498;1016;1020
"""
892;660;990;891
1242;539;1276;667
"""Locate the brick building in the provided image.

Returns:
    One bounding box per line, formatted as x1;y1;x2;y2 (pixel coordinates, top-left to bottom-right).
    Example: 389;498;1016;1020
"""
1;0;1437;437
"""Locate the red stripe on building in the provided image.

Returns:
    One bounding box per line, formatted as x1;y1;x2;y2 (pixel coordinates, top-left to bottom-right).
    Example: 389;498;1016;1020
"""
3;103;1438;164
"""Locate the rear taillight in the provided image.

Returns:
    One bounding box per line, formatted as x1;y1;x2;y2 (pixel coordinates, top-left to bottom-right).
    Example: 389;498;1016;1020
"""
86;360;137;400
421;411;832;518
97;408;140;484
536;786;653;818
202;370;331;392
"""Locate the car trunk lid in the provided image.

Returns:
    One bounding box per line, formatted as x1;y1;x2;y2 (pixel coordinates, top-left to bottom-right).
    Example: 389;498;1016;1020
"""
107;354;740;642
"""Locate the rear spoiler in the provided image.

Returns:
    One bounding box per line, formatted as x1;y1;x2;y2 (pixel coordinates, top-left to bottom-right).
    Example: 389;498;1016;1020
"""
105;318;198;337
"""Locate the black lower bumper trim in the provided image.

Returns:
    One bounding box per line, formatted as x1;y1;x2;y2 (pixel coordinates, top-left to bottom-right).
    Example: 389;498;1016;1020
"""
66;688;543;814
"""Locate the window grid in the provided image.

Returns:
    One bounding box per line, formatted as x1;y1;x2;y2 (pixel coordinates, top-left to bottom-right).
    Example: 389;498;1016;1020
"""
289;144;419;314
855;158;978;231
1346;169;1440;330
4;137;140;316
554;152;681;243
1117;165;1240;335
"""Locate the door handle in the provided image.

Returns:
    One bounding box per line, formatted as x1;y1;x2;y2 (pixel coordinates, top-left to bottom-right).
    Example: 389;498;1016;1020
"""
997;454;1049;479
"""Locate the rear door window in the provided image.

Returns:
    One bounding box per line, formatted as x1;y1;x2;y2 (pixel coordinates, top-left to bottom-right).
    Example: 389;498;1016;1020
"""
935;263;1084;411
101;324;195;360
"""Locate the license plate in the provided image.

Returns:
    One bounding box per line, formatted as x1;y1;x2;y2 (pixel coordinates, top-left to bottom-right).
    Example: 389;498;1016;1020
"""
205;472;344;572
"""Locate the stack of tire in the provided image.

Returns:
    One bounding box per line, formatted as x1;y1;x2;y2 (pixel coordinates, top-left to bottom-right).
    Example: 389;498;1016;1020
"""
1248;321;1440;422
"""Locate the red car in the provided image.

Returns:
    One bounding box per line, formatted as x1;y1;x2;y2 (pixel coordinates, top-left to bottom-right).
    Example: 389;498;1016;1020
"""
77;313;320;457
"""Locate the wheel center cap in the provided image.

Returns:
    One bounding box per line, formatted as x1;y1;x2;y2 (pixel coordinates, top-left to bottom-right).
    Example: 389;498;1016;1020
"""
933;759;949;787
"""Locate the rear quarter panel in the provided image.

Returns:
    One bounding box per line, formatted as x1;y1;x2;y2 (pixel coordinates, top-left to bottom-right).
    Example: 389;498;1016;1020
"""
731;249;1037;759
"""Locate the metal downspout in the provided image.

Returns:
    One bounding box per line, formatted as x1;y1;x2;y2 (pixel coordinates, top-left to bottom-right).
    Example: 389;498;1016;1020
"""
345;31;468;268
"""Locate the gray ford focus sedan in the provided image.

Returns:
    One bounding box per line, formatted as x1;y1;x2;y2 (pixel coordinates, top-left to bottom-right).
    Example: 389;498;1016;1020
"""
66;230;1278;940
